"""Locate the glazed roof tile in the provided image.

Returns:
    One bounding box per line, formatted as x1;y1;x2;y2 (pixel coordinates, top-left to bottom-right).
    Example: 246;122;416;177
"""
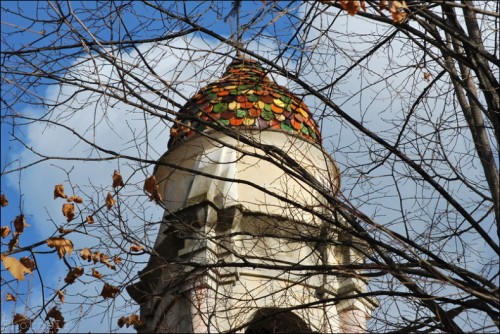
169;58;321;149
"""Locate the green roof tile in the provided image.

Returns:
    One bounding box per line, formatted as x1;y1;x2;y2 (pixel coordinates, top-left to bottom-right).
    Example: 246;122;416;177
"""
169;57;321;149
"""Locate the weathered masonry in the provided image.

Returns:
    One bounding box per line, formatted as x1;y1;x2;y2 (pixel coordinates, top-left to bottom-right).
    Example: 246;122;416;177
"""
128;56;377;333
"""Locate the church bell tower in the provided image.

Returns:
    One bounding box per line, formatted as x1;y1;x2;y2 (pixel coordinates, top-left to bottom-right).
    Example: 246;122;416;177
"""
128;56;377;333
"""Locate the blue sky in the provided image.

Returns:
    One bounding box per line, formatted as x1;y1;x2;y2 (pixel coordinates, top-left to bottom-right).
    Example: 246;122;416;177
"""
1;0;305;239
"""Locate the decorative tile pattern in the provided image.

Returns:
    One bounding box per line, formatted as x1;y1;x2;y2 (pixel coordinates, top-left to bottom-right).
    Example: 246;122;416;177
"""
169;58;321;149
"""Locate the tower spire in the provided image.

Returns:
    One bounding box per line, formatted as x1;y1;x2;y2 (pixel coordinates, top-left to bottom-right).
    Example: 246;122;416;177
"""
235;0;242;57
128;14;377;331
226;0;243;58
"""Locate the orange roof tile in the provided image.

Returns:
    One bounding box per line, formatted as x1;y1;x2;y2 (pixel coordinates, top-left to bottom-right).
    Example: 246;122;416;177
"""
169;58;321;149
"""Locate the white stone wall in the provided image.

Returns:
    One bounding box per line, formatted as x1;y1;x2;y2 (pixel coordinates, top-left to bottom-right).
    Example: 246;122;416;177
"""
154;130;339;246
142;130;375;333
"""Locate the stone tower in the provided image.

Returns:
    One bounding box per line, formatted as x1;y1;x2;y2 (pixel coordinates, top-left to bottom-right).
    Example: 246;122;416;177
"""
128;57;377;333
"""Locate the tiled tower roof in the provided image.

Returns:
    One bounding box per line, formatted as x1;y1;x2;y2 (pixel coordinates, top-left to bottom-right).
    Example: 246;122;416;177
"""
168;57;321;149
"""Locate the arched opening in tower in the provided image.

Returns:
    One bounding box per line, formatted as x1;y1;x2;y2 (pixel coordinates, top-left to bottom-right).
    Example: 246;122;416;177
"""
245;308;313;334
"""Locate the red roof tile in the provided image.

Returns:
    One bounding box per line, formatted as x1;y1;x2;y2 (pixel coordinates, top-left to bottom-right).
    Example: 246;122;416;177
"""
169;58;321;149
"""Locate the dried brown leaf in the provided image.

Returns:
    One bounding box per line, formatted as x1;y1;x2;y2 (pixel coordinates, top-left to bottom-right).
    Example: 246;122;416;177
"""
47;237;74;258
46;307;65;330
57;290;64;303
100;283;120;299
127;314;143;327
106;192;115;210
144;175;163;203
64;267;83;284
1;193;8;207
130;244;143;252
143;175;156;195
380;0;388;10
54;184;67;199
62;203;75;222
113;255;122;265
92;268;103;279
1;226;10;238
339;0;361;16
118;314;143;328
13;314;31;334
13;214;28;234
390;0;408;23
58;226;74;234
391;10;407;23
92;251;101;264
424;72;431;81
112;170;125;188
1;255;32;280
67;196;83;204
153;191;163;203
117;316;127;328
80;248;92;262
99;253;116;270
20;256;36;270
6;292;17;302
86;216;95;224
8;234;19;252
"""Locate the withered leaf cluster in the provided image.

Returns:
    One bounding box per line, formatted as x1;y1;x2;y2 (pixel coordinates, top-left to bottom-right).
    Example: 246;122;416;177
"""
144;175;163;203
46;237;74;258
14;214;28;234
321;0;408;23
0;193;8;207
45;307;65;334
56;290;64;303
106;192;115;209
54;184;84;222
67;195;83;203
92;267;103;279
118;314;143;328
80;247;116;270
1;226;10;238
100;283;120;299
20;256;36;270
112;170;125;188
64;267;83;284
54;184;67;199
130;244;143;252
6;292;17;302
62;203;75;222
13;314;32;334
